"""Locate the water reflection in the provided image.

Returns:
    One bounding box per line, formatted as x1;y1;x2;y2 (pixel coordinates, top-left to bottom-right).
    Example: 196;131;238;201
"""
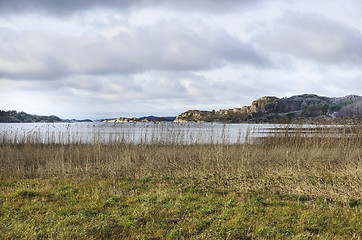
0;122;349;145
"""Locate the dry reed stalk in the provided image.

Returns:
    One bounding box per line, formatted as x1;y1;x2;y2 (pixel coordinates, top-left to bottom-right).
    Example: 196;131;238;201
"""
0;120;361;201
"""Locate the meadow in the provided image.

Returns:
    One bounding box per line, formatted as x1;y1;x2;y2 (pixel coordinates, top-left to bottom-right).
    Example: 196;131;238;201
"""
0;119;361;239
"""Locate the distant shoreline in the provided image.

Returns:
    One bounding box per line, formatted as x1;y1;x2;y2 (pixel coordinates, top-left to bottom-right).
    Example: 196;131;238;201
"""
1;94;361;124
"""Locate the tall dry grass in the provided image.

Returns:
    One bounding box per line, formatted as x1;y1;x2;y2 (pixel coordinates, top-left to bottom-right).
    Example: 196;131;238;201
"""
0;119;361;201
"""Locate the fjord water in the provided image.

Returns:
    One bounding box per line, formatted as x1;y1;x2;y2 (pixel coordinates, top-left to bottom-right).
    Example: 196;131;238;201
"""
0;122;286;144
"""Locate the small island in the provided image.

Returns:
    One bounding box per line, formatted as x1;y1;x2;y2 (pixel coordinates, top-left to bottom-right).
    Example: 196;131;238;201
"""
103;117;152;123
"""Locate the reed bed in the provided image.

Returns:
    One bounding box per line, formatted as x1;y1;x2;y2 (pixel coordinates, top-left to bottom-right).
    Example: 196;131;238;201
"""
0;120;361;202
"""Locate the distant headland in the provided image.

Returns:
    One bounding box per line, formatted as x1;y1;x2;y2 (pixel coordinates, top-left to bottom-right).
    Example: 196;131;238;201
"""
0;110;92;123
1;94;361;123
173;94;362;123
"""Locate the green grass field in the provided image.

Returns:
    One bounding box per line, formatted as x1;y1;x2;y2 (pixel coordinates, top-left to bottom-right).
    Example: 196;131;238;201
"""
0;121;361;239
0;177;361;239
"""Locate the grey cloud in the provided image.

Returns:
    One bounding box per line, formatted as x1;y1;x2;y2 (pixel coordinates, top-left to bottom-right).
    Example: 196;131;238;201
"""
0;21;269;80
0;0;261;16
144;72;213;101
0;0;134;15
156;0;259;13
255;12;362;65
0;29;70;79
32;72;226;109
64;72;210;104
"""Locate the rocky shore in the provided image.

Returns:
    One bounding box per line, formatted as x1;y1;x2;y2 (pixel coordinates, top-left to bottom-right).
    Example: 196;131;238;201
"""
174;94;362;123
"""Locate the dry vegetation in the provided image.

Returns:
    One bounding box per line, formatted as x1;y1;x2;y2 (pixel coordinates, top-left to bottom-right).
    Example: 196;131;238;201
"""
0;119;361;239
1;119;361;202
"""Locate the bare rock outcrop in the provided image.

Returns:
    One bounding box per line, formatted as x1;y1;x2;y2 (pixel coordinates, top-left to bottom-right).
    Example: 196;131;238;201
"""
174;94;362;123
174;96;279;123
174;110;217;123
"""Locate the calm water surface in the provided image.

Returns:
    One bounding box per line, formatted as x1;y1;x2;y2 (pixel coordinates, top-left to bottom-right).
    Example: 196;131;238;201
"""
0;122;286;144
0;122;340;144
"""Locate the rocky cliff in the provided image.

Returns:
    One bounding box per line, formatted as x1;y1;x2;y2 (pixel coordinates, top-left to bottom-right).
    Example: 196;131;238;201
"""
174;94;362;123
174;96;279;123
260;94;362;122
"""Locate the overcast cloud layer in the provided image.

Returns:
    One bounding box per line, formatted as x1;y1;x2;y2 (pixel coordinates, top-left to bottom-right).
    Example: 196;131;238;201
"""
0;0;260;15
1;0;361;119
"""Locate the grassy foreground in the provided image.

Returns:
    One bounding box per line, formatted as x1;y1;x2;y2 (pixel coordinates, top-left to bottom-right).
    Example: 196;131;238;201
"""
0;177;361;239
0;122;361;239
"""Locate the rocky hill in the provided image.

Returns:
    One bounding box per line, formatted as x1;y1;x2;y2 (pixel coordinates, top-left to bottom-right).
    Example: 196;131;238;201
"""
174;94;362;123
0;110;64;123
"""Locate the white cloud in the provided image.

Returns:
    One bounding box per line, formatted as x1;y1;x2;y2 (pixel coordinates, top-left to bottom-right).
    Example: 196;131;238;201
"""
0;20;268;80
255;12;362;65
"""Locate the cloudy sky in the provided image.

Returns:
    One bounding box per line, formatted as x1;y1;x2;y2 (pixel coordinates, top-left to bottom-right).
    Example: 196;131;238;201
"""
1;0;362;119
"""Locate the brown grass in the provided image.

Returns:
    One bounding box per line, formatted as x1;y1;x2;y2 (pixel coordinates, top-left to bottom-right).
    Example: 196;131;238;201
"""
0;119;361;202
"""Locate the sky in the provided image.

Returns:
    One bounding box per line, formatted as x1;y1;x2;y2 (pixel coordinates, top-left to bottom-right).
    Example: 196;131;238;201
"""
1;0;362;119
